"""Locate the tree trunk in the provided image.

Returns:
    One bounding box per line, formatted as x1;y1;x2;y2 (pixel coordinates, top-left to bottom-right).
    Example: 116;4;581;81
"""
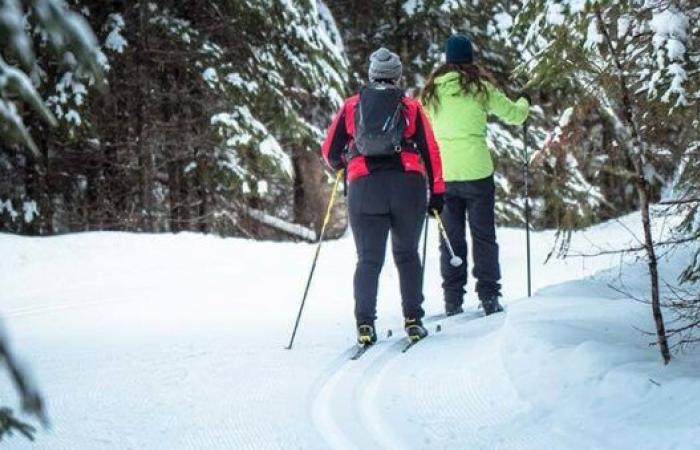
37;132;53;235
635;167;671;364
168;160;181;232
179;162;190;231
103;140;119;231
596;8;671;363
292;146;326;234
136;0;154;232
85;160;99;231
195;148;209;233
23;159;39;236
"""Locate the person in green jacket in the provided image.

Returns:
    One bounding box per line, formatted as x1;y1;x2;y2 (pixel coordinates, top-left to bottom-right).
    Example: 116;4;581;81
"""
421;34;530;316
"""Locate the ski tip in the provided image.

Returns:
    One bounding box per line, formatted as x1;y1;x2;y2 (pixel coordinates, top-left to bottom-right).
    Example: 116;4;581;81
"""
401;342;415;353
350;344;372;360
387;329;393;338
435;324;442;333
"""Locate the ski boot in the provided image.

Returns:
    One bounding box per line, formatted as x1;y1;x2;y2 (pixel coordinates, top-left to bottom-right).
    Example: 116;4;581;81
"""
480;295;504;316
445;303;464;317
404;318;429;342
357;322;377;345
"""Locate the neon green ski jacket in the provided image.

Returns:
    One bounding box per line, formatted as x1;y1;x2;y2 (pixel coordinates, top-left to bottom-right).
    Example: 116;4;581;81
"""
425;72;529;182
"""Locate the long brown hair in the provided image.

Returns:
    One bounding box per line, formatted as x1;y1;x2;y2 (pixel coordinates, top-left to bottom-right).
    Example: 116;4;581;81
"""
421;62;495;111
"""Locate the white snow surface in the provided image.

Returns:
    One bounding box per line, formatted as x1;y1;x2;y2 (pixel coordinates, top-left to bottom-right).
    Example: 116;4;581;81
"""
1;213;699;449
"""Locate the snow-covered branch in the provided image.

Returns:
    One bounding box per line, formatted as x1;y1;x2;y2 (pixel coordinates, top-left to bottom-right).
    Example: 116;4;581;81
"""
243;208;317;242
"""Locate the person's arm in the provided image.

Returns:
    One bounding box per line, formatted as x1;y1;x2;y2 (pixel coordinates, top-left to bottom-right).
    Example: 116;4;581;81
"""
486;83;530;126
413;104;445;195
321;102;350;171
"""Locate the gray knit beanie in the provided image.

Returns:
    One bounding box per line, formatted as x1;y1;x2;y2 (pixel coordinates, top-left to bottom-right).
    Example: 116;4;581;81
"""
368;47;402;82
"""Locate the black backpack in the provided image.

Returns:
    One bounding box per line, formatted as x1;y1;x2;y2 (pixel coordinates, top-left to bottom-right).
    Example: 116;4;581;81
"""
353;83;406;157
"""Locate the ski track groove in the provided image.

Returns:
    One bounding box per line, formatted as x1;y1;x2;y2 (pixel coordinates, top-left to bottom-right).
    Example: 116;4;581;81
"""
309;346;361;449
357;338;417;450
4;297;135;318
310;314;463;450
311;308;575;449
312;338;403;449
354;313;456;450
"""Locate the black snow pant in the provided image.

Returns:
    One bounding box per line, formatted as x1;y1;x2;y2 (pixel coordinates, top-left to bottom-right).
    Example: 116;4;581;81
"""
348;170;428;325
440;175;501;307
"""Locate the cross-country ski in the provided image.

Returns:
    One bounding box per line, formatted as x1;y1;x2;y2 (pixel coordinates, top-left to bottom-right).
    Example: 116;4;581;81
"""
350;344;373;360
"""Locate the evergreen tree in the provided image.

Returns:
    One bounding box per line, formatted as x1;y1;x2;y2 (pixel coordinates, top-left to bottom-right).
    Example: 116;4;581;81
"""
0;0;104;235
0;0;103;156
325;0;601;227
2;0;695;253
0;0;101;440
517;0;699;361
1;0;347;238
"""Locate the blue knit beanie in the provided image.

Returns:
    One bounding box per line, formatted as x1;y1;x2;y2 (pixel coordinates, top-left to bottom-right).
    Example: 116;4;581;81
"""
445;34;474;64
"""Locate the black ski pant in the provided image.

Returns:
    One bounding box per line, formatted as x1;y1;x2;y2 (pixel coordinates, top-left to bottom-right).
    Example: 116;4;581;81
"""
348;170;427;325
440;175;501;307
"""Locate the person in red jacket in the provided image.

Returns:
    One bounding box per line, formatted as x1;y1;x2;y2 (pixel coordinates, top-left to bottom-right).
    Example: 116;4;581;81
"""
321;47;445;345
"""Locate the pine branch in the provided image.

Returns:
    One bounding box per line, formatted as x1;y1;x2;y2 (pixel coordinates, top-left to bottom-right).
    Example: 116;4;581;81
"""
0;408;36;442
658;198;700;205
0;326;48;428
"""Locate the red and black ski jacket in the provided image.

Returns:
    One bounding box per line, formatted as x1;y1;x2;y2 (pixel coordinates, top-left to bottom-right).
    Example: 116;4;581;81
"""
321;93;445;195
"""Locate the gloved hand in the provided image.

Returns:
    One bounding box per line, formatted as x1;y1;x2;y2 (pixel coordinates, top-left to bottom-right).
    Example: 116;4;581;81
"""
428;193;444;217
330;152;347;172
330;159;346;172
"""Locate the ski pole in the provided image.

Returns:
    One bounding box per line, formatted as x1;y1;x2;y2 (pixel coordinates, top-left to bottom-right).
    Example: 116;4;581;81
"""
523;123;532;297
286;170;343;350
432;210;463;268
421;213;429;287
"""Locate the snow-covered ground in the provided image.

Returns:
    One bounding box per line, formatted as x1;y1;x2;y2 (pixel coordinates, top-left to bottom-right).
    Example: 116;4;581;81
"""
1;213;699;449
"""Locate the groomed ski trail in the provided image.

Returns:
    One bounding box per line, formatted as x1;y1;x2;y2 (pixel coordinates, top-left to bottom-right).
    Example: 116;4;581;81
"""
372;307;602;450
310;314;472;450
309;307;597;450
311;336;406;450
